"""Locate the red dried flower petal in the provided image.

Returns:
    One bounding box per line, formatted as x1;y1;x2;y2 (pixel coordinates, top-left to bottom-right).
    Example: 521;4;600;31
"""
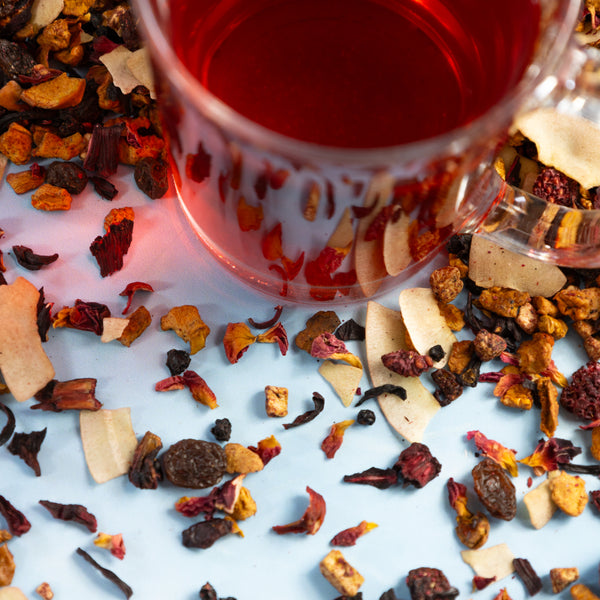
272;486;326;535
248;435;281;466
256;322;288;356
330;520;377;546
83;123;123;177
222;322;257;364
119;281;154;315
0;495;31;536
321;419;354;459
519;437;582;475
473;576;496;591
281;252;304;281
90;219;134;277
39;500;97;532
185;142;212;183
182;370;218;409
237;196;263;232
466;431;518;477
155;375;185;392
261;222;283;260
64;300;111;335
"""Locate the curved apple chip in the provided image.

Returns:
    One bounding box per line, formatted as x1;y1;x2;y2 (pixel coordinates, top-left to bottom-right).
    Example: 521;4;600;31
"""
461;543;515;581
318;360;363;407
365;301;439;443
383;212;411;277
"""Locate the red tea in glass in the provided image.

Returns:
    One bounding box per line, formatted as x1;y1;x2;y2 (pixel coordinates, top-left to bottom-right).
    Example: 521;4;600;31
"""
141;0;552;303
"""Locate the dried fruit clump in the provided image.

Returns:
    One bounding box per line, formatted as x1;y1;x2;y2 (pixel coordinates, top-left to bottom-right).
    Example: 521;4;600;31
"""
394;443;441;488
532;166;579;207
405;567;458;600
560;360;600;421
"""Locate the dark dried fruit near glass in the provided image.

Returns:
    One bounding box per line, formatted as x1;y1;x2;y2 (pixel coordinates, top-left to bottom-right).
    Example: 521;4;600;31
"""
211;418;232;442
162;439;227;489
90;219;134;277
406;567;458;600
394;443;441;488
356;409;375;426
7;427;46;476
182;517;233;549
472;458;517;521
166;348;191;376
39;500;98;532
45;161;88;195
134;157;169;199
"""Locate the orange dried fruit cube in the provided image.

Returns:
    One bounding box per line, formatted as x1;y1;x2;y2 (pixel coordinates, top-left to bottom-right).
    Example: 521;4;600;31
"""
0;81;24;111
0;122;32;165
62;0;95;16
264;385;288;417
230;487;257;521
37;18;71;51
21;73;86;110
319;549;364;597
31;184;72;211
32;131;86;160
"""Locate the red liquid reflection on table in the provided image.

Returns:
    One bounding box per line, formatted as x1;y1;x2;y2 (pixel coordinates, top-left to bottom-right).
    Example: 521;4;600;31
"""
161;0;540;302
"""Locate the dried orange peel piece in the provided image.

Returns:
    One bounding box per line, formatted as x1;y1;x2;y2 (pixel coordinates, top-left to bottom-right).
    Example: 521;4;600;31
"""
160;305;210;355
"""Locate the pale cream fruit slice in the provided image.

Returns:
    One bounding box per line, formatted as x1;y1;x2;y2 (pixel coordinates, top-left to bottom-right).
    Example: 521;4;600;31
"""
127;48;156;99
80;408;138;484
398;287;455;368
365;301;439;443
100;46;146;97
101;317;129;343
327;207;354;251
522;470;560;529
461;543;515;581
514;107;600;189
355;173;395;298
318;360;363;407
30;0;64;28
0;588;29;600
0;277;55;402
383;212;411;277
469;235;567;297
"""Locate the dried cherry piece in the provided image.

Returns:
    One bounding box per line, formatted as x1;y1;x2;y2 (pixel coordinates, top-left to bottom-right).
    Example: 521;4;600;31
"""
45;161;88;195
162;439;227;489
182;517;233;549
166;349;191;376
134;157;169;199
356;409;375;426
472;458;517;521
394;443;441;488
406;567;458;600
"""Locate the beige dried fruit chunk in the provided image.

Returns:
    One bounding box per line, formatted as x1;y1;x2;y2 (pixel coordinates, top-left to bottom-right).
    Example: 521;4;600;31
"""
100;46;143;96
126;47;156;99
319;549;364;597
224;443;264;474
327;207;354;250
318;360;362;407
550;567;579;593
0;588;28;600
469;236;567;297
549;471;588;516
264;385;288;417
522;472;560;529
21;73;85;109
101;317;129;343
160;305;210;355
398;287;456;368
366;301;439;443
461;543;515;580
0;277;55;402
80;408;138;484
383;211;411;277
514;107;600;189
30;0;65;28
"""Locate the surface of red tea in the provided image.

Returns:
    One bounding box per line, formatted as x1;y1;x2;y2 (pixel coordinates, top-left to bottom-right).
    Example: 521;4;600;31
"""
170;0;540;148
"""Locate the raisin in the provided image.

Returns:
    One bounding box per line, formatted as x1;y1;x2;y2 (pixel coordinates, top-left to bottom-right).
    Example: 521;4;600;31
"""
166;348;191;376
356;409;375;426
45;161;88;195
162;439;227;489
472;458;517;521
210;418;232;442
134;157;169;199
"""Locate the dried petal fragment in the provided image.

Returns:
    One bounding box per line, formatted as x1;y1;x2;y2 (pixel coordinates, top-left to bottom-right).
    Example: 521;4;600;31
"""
94;533;126;560
311;332;362;368
248;435;281;466
39;500;97;532
161;305;210;355
75;547;132;599
0;544;15;587
222;322;256;363
282;391;325;429
295;311;341;353
32;378;101;412
248;305;283;329
54;300;110;335
0;496;30;536
343;467;398;489
256;321;288;356
119;281;153;315
7;428;47;475
183;370;218;409
466;431;518;477
330;520;377;546
321;420;354;459
12;246;58;271
272;486;326;535
83;123;122;176
519;438;581;475
237;196;263;231
90;219;134;277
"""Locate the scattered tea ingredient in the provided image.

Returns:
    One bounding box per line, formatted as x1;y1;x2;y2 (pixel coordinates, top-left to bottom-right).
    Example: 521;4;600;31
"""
272;486;326;535
282;391;325;429
264;385;288;417
128;431;163;490
7;427;47;476
549;567;579;593
548;471;588;516
0;496;30;537
319;549;364;597
210;418;232;442
94;532;126;559
513;557;543;596
181;518;234;549
162;439;227;489
0;401;16;447
330;520;377;547
11;245;58;271
472;458;517;521
405;567;458;600
75;547;132;599
447;478;490;549
34;582;53;600
0;543;15;586
39;500;97;532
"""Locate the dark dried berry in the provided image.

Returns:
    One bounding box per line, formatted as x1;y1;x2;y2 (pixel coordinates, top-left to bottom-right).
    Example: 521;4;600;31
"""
431;369;463;406
394;443;441;488
211;418;232;442
533;167;579;208
406;567;458;600
166;349;191;376
134;157;169;199
428;345;445;362
356;409;376;426
45;161;88;195
182;517;233;549
162;439;227;489
199;582;217;600
472;458;516;521
560;360;600;421
0;39;35;79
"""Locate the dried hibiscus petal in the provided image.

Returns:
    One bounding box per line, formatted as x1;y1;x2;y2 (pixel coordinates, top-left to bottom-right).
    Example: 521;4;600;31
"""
12;245;58;271
128;431;163;490
283;391;325;429
466;431;518;477
0;495;31;536
513;558;543;596
343;467;398;489
519;437;581;475
272;486;326;535
356;384;407;406
119;281;154;315
182;517;234;549
321;419;354;459
335;319;366;342
0;401;15;447
473;576;496;591
248;435;281;466
8;428;47;476
248;305;283;329
39;500;97;532
83;123;123;177
394;442;441;488
185;142;212;183
223;322;257;364
89;219;134;277
176;474;245;519
32;378;101;412
54;300;111;335
76;547;133;599
37;287;53;342
330;520;377;546
94;533;126;560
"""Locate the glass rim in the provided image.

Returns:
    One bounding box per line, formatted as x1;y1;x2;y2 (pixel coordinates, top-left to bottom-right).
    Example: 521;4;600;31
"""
132;0;581;166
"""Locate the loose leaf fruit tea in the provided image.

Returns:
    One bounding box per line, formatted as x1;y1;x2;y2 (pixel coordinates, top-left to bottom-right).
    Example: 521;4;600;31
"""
170;0;539;147
162;0;541;301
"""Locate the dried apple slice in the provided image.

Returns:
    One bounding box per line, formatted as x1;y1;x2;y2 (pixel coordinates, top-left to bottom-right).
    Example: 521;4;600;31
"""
0;277;55;402
80;408;138;484
0;588;28;600
327;207;354;251
514;107;600;189
461;543;515;580
365;301;439;443
383;212;411;276
398;288;455;368
30;0;64;28
355;173;394;297
468;235;567;297
101;317;129;343
100;46;143;96
522;470;560;530
318;360;363;407
126;48;156;99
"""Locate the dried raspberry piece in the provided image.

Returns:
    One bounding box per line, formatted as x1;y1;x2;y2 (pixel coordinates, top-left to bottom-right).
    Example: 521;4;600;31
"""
381;349;433;377
560;361;600;421
394;443;441;488
532;167;579;208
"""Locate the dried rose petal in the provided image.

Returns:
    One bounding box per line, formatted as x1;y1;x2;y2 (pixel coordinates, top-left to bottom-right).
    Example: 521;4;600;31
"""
0;495;31;536
182;370;218;409
283;391;325;429
223;322;257;364
272;486;326;535
321;419;354;459
94;533;126;560
64;300;111;335
39;500;97;532
12;245;58;271
89;219;134;277
519;438;582;475
281;252;304;281
176;474;245;519
311;332;361;368
8;428;47;476
154;375;185;392
466;431;518;477
248;435;282;466
256;322;288;356
119;281;154;315
343;467;398;489
330;520;377;547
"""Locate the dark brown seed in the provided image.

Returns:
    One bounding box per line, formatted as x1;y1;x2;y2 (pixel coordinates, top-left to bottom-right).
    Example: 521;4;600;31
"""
162;439;227;489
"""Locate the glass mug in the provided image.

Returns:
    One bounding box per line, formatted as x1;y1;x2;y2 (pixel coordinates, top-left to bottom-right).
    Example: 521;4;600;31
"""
132;0;600;304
